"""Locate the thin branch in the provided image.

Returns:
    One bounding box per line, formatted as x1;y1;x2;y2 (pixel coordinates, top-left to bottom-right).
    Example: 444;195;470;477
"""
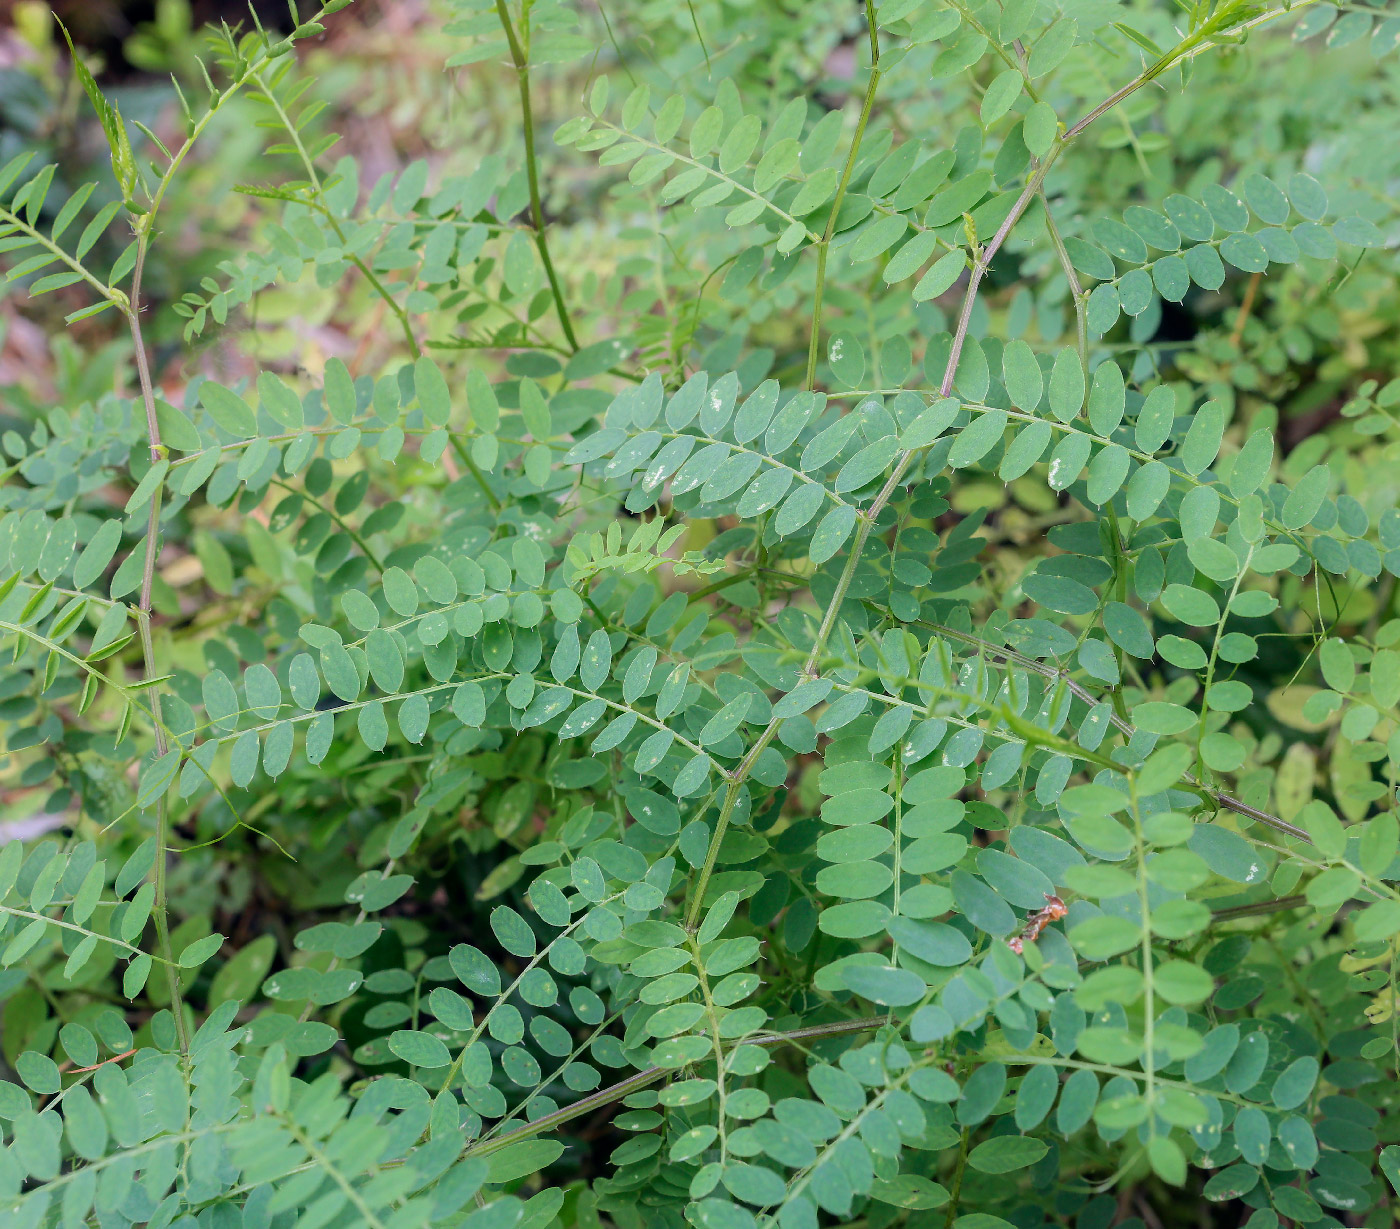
1039;186;1088;384
460;1015;887;1160
1229;270;1262;347
249;67;421;359
126;233;190;1058
494;0;579;351
1209;895;1306;922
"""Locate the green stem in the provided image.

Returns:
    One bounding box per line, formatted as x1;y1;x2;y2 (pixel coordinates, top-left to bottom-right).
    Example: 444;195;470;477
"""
1194;544;1253;783
691;935;730;1158
0;204;128;311
691;109;1091;929
285;1119;388;1229
141;8;348;230
437;900;610;1095
249;67;421;359
268;477;385;572
256;58;510;515
127;232;190;1059
686;13;1323;922
1039;186;1088;385
1005;1053;1262;1110
494;0;579;351
474;1010;624;1147
1128;779;1155;1130
944;1128;971;1229
947;0;1042;102
1060;2;1320;144
0;903;177;963
1104;503;1132;725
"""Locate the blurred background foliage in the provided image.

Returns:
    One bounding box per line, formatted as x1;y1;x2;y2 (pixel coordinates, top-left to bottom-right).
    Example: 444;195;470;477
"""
2;0;1400;1221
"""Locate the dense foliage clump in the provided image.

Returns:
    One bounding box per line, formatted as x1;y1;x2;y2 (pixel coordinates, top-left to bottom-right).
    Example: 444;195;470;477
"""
3;2;1400;1227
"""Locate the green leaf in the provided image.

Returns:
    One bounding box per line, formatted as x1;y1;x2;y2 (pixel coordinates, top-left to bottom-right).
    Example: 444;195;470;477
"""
949;411;1007;469
324;357;357;424
1271;1056;1319;1110
73;520;122;590
198;381;258;438
1134;385;1175;453
137;750;181;808
842;963;926;1006
1086;283;1119;333
1023;102;1057;157
1001;340;1042;411
957;1062;1006;1126
1180;400;1224;474
257;372;305;430
1153;959;1213;1004
415;356;452;427
155;399;204;450
1381;1146;1400;1197
913;249;967;300
320;643;362;702
1319;637;1355;692
1085;444;1129;505
388;1029;452;1067
1047;349;1084;421
178;933;224;968
810;505;857;564
968;1136;1049;1173
1014;1065;1058;1131
981;71;1022;123
1281;464;1330;529
828;332;865;387
835;438;898;492
487;1140;565;1184
1160;583;1219;626
1147;1137;1186;1186
899;397;961;450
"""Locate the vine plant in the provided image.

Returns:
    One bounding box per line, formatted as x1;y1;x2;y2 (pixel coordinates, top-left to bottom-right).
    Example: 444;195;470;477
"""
2;2;1400;1228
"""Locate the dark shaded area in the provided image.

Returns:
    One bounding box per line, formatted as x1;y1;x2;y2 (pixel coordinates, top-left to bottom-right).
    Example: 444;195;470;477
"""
35;0;295;75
